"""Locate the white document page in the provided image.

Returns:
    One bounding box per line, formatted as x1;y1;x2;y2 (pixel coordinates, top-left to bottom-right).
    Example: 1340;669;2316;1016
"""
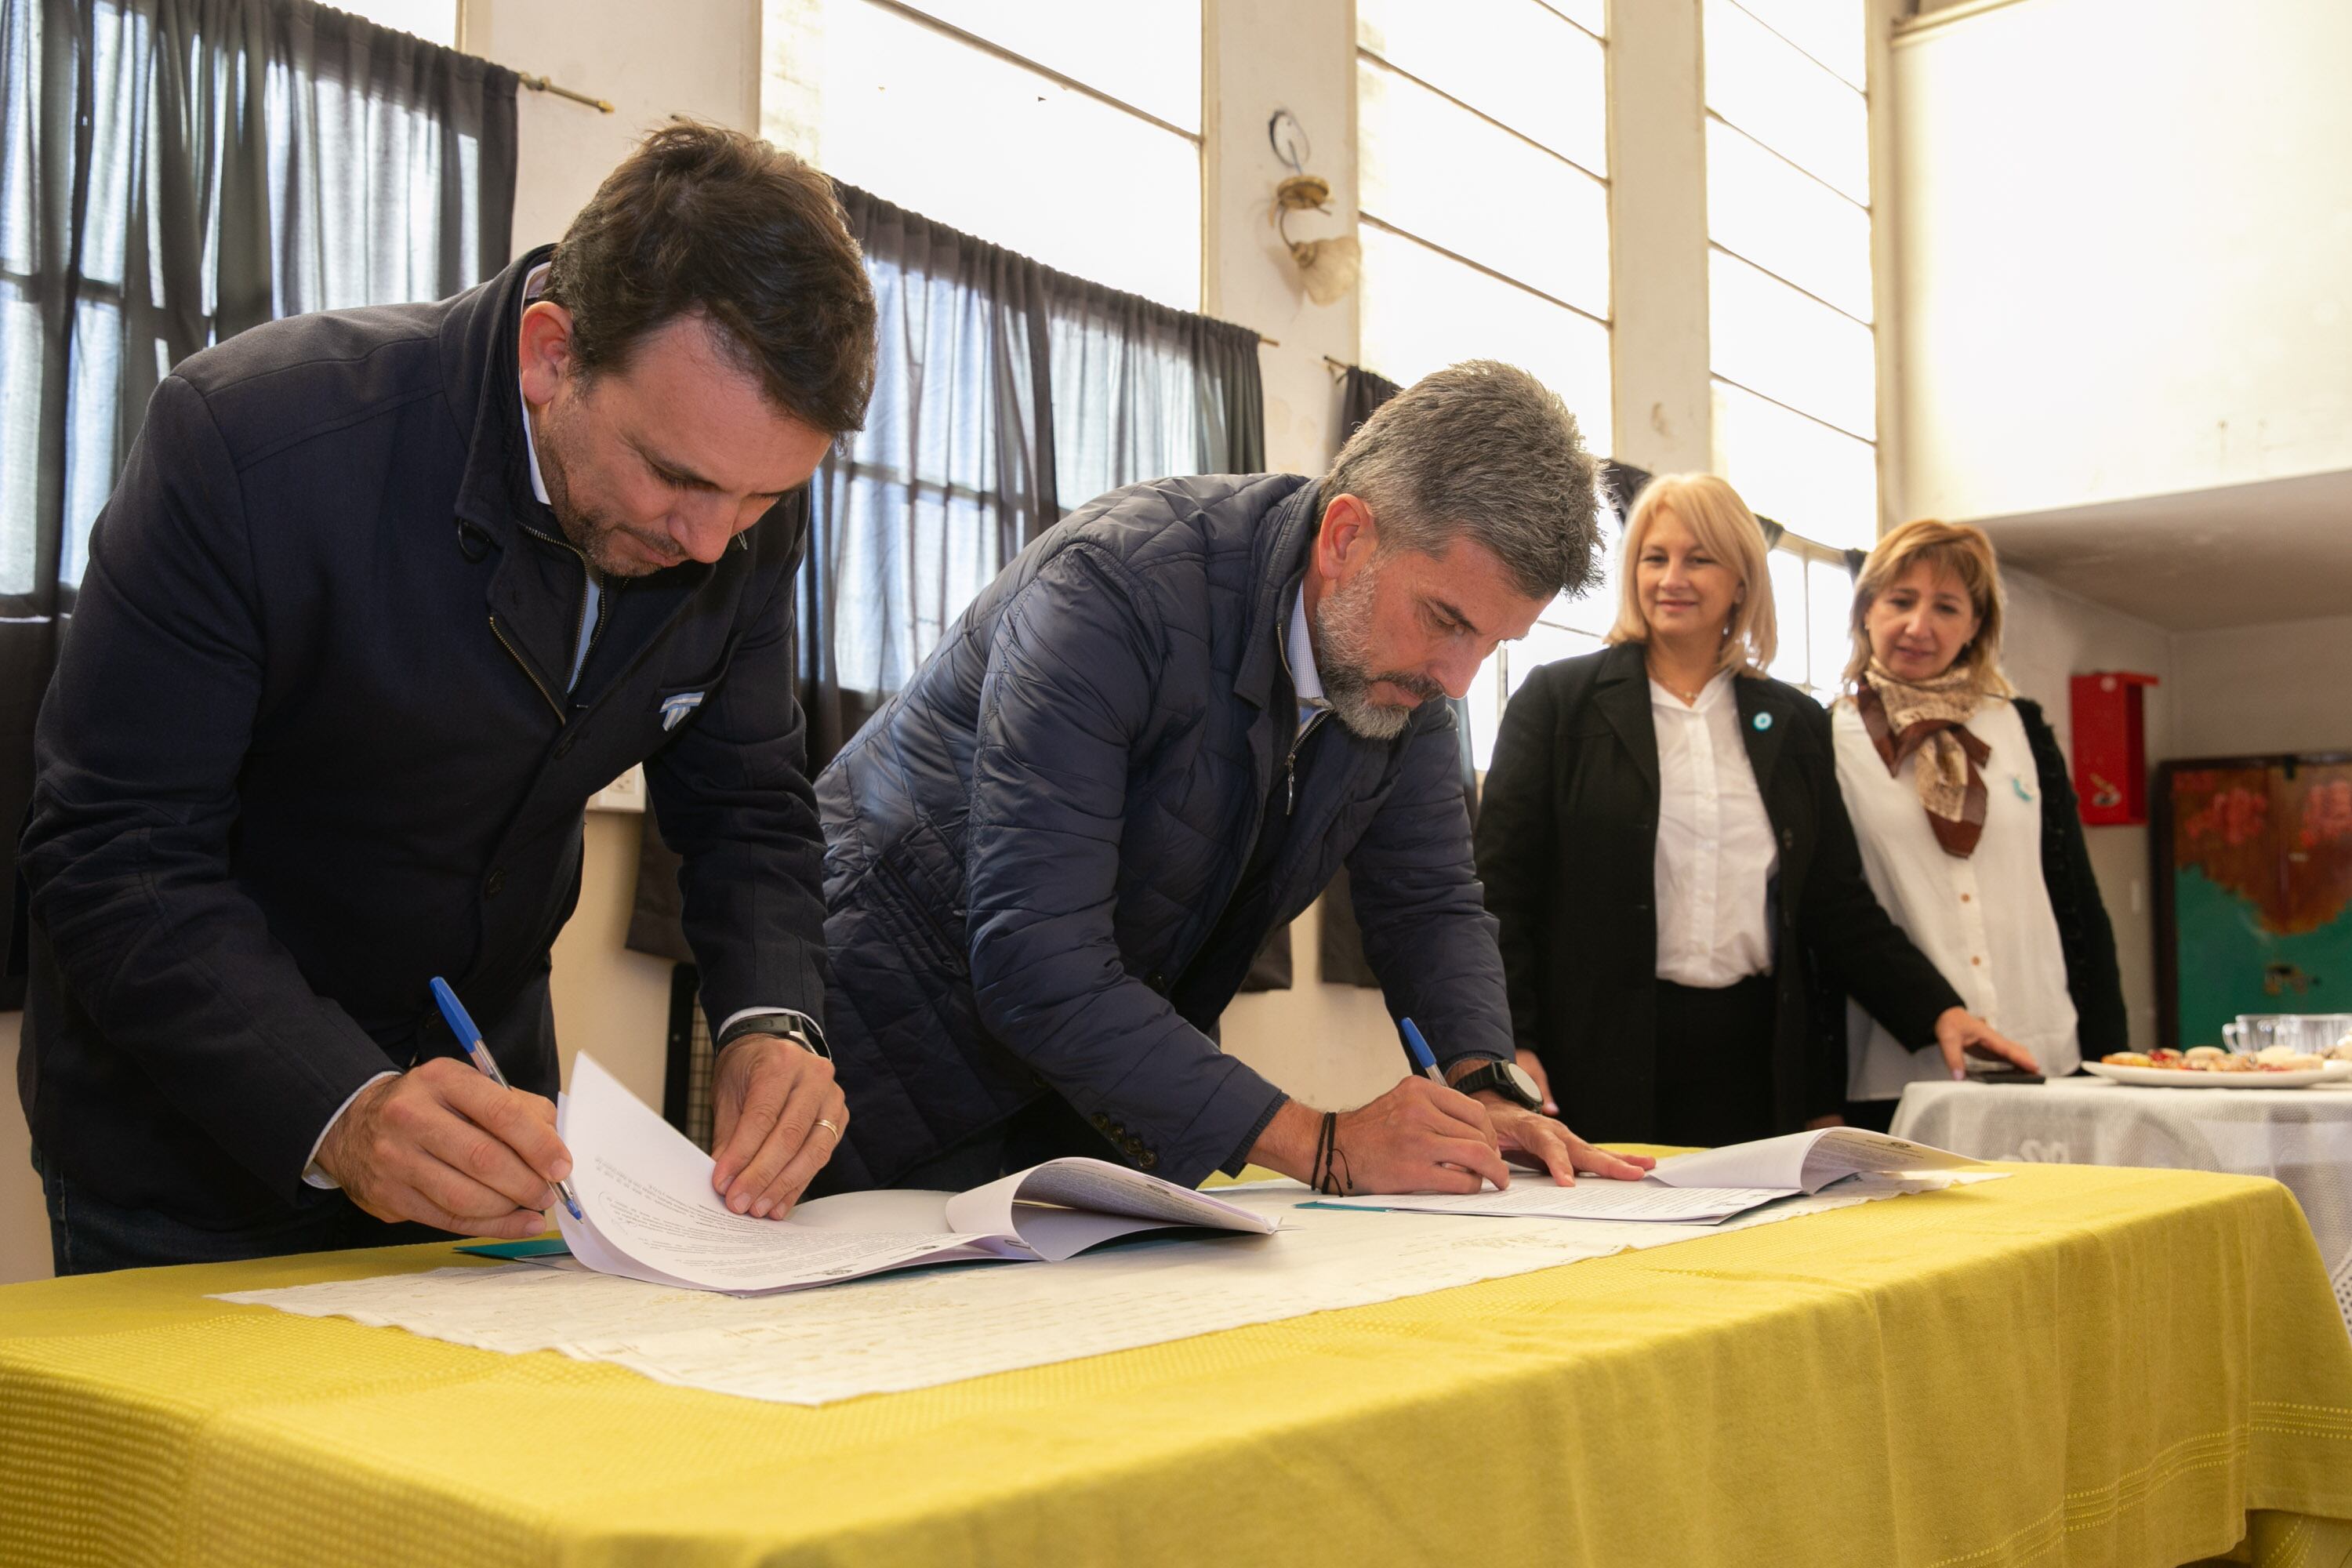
946;1158;1279;1261
1312;1129;1986;1224
1650;1127;1984;1194
556;1054;984;1293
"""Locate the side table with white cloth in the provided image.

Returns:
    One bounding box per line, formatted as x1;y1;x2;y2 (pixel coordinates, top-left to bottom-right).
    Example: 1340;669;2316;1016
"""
1892;1078;2352;1334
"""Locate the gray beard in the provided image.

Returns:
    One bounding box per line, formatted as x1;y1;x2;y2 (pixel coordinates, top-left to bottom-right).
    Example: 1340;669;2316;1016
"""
1311;568;1446;741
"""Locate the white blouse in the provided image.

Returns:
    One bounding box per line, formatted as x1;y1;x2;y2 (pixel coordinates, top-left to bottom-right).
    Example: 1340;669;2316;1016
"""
1832;695;2081;1100
1651;671;1779;988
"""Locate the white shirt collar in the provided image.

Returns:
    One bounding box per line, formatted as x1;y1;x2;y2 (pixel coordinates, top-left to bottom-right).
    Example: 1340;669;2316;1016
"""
1649;666;1736;713
518;262;553;506
1286;583;1326;713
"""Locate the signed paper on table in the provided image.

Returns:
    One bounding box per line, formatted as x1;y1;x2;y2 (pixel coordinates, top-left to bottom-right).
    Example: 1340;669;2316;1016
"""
554;1054;1273;1294
1308;1127;1991;1224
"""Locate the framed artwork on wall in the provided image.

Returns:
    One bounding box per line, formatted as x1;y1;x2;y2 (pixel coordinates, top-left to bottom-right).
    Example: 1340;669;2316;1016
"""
2154;753;2352;1048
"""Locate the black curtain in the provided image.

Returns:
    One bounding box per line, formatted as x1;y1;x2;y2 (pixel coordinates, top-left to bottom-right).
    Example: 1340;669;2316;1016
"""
0;0;518;1005
628;187;1268;964
1338;365;1401;437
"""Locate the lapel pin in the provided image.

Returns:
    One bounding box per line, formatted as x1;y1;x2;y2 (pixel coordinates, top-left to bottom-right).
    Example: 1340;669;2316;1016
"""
1752;711;1773;731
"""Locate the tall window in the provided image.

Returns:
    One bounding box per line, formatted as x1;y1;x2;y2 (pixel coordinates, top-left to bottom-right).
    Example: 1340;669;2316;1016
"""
1354;0;1612;456
1356;0;1613;768
337;0;456;45
762;0;1201;310
1704;0;1875;700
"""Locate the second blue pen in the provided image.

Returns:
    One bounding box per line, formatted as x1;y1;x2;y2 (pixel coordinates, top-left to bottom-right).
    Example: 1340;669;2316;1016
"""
1398;1016;1446;1083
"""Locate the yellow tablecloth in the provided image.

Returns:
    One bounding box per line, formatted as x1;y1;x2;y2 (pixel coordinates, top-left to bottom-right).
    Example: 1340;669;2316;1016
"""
3;1163;2350;1568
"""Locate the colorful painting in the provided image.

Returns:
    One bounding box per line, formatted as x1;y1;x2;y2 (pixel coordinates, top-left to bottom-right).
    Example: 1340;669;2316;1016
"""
2161;758;2352;1047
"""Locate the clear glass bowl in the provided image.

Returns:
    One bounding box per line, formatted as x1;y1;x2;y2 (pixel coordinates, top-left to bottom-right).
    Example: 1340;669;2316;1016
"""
2221;1014;2352;1055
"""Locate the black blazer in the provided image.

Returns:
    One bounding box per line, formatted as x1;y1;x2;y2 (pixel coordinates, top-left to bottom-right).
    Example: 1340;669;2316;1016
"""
2014;699;2130;1054
18;249;829;1226
1473;642;1963;1142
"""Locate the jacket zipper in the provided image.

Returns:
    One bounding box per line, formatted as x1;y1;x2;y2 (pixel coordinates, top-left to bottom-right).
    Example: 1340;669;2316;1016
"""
488;613;565;720
539;527;614;693
488;522;621;722
1285;710;1327;815
523;522;699;727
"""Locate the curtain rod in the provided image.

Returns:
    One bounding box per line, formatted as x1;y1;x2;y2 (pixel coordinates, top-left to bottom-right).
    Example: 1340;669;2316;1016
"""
516;73;613;114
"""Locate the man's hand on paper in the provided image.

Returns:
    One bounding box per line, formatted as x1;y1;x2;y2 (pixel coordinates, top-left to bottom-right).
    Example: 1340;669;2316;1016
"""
1931;1007;2039;1080
1470;1094;1657;1188
710;1033;848;1218
1251;1077;1513;1195
314;1057;566;1238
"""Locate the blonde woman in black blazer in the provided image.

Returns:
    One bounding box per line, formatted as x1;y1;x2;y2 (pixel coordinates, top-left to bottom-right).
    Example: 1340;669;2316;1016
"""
1473;475;2034;1146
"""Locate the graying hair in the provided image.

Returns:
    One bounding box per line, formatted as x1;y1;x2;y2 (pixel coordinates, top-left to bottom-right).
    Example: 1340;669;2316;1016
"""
1319;360;1600;600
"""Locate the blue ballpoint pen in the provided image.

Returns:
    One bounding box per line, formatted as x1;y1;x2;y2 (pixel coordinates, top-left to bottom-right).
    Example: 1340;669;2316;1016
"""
428;975;583;1221
1398;1017;1446;1084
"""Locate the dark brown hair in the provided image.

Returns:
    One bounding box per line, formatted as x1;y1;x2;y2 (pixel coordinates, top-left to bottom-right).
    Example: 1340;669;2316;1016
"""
543;119;877;434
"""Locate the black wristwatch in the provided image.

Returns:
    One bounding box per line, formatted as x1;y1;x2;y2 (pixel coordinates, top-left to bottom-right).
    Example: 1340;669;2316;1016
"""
713;1009;831;1060
1451;1058;1543;1109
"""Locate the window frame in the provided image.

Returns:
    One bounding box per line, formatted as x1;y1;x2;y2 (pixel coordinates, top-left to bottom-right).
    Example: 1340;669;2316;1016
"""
1702;0;1882;560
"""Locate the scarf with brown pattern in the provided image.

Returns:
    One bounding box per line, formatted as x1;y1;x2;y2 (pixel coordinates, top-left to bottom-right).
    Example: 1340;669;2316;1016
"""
1856;658;1989;858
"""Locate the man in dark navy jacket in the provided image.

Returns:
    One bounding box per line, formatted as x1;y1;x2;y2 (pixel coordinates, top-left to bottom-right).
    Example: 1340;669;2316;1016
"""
816;363;1656;1198
18;123;873;1272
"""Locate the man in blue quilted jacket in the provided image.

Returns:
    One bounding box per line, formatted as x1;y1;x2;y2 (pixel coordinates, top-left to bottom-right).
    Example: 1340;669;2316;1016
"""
814;361;1656;1197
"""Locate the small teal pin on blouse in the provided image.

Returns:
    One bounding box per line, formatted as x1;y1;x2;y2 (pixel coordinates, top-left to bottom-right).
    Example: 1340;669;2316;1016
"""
1752;711;1773;731
2013;775;2034;802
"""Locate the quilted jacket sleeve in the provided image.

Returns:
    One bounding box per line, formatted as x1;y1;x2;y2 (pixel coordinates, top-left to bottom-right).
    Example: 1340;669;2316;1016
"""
964;544;1287;1185
1347;703;1515;1069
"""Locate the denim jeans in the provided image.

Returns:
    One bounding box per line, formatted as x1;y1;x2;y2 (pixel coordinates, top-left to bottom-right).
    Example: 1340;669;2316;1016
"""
34;1145;458;1276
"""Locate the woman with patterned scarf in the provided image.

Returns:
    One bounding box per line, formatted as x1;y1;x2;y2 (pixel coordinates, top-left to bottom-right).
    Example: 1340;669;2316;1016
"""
1831;521;2129;1131
1477;476;2035;1150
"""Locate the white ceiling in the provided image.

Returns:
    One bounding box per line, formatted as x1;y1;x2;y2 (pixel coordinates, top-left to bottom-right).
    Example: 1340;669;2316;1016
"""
1972;468;2352;633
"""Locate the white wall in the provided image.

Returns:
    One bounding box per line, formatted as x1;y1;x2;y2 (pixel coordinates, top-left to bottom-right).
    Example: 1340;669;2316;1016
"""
466;0;763;252
2172;613;2352;761
1892;0;2352;524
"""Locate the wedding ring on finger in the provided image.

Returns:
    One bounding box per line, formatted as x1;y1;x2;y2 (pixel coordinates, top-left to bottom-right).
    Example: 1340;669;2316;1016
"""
814;1118;843;1145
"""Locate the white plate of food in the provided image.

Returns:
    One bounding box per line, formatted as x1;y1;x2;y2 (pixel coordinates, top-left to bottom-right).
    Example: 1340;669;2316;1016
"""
2087;1048;2352;1090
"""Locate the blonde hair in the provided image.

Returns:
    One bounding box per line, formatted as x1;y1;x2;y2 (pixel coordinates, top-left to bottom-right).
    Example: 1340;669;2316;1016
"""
1604;473;1777;676
1842;519;2014;695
